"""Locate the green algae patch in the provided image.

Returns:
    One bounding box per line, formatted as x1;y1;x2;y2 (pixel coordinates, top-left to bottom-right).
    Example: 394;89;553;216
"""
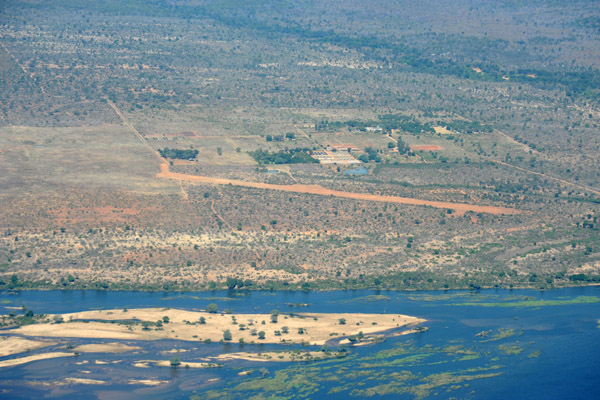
452;296;600;308
528;349;542;358
349;368;502;399
498;344;524;355
360;353;432;369
329;295;391;304
479;328;519;342
200;324;530;400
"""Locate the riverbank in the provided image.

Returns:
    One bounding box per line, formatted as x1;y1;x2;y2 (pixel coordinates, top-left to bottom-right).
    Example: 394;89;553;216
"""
2;275;599;293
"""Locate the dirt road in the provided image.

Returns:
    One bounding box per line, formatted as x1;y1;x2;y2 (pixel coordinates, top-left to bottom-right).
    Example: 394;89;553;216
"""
157;164;521;215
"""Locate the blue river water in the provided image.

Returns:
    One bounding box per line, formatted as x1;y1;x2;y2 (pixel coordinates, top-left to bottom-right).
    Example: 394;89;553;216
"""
0;286;599;399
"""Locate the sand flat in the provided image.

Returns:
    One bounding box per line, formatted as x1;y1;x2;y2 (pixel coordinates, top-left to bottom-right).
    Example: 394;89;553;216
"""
62;377;106;385
128;379;170;386
214;350;344;362
0;352;75;368
11;308;425;346
0;336;58;357
72;342;142;353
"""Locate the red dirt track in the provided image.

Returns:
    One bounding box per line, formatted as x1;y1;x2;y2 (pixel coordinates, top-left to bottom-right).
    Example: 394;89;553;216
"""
157;164;521;215
412;145;443;151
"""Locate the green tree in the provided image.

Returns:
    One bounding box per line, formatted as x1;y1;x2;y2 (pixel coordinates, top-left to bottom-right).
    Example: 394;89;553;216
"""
270;309;279;323
206;303;218;313
223;329;232;341
397;137;409;154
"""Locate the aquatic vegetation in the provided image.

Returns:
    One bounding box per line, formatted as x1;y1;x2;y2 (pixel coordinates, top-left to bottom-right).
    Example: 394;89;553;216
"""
203;329;525;400
498;344;524;355
452;296;600;308
480;328;518;342
408;293;498;303
196;296;242;302
528;349;542;358
329;295;391;304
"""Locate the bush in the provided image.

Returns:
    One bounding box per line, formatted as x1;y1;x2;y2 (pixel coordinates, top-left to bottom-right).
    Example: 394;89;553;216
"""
223;329;232;341
206;303;218;313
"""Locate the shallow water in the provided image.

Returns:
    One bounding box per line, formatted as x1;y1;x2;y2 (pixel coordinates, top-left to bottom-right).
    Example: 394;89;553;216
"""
1;287;599;399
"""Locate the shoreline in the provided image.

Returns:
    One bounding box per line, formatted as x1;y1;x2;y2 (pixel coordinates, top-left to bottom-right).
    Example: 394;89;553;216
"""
2;281;598;294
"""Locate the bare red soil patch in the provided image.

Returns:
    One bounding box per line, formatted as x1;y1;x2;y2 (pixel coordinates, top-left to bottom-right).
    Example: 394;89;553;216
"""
157;164;521;215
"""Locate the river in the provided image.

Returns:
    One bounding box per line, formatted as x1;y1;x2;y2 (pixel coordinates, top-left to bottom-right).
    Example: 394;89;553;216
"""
1;287;599;399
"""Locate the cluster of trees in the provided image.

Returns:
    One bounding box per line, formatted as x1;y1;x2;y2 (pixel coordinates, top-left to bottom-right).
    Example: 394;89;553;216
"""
358;147;381;163
396;137;409;154
225;277;253;289
266;132;294;141
249;148;318;164
316;114;433;134
158;148;199;160
441;120;493;134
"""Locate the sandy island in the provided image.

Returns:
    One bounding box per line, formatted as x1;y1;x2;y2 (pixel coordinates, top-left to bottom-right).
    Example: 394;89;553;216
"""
8;308;425;346
0;336;57;357
213;350;346;362
72;343;142;353
0;352;76;368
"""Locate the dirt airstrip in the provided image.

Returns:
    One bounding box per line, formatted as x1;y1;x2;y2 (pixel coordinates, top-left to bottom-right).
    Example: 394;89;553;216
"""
412;145;444;151
157;163;521;215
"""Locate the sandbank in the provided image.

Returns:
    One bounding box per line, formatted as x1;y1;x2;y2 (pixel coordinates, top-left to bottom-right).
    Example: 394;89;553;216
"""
61;377;106;385
72;342;142;353
128;379;170;386
0;352;75;368
11;308;426;346
214;350;346;362
137;359;221;369
0;335;57;357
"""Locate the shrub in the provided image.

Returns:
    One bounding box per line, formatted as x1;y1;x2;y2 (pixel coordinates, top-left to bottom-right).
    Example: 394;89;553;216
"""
206;303;218;313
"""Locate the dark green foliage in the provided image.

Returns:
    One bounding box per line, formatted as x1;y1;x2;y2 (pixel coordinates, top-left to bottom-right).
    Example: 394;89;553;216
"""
248;148;318;164
158;148;199;160
206;303;218;313
363;147;381;162
396;137;409;154
442;120;493;134
318;114;433;134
